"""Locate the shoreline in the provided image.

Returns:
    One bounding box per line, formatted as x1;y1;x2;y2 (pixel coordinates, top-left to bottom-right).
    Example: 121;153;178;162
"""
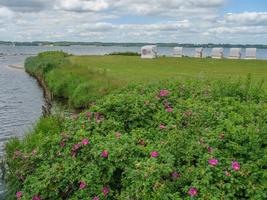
8;64;24;70
26;69;53;116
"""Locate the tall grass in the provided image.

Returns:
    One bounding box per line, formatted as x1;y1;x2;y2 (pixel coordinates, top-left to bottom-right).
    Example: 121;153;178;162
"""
25;51;120;108
25;51;267;109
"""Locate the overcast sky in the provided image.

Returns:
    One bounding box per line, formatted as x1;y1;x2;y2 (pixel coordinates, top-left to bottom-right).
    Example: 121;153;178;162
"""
0;0;267;44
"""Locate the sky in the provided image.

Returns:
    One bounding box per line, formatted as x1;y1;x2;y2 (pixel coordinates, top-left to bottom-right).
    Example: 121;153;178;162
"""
0;0;267;44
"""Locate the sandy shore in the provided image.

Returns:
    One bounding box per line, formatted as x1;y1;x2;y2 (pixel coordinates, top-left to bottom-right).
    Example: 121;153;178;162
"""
8;64;24;70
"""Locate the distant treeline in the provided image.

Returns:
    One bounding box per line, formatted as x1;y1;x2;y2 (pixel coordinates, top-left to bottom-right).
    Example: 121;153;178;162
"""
1;41;267;49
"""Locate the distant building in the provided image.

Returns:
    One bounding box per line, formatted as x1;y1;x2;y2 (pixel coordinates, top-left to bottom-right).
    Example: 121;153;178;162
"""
229;48;241;59
173;47;183;57
245;48;257;59
141;45;158;59
211;48;224;59
195;48;204;58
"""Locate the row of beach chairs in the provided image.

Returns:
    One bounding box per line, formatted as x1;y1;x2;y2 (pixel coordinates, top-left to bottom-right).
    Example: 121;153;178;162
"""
173;47;257;59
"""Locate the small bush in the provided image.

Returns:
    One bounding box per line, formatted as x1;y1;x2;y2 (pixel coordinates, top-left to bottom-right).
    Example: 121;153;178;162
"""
108;52;140;56
25;51;70;75
4;79;267;200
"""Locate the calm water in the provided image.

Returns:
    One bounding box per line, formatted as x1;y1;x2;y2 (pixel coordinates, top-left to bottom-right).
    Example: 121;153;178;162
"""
0;45;266;196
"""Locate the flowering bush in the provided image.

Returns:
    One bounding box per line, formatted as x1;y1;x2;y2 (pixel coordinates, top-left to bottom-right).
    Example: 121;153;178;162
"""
4;79;267;199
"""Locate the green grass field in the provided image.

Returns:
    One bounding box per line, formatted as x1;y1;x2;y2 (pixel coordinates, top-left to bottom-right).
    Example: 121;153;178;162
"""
69;55;267;85
25;52;267;108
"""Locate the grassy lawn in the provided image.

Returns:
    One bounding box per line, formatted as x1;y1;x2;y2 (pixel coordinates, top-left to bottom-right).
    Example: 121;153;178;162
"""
68;55;267;85
25;52;267;108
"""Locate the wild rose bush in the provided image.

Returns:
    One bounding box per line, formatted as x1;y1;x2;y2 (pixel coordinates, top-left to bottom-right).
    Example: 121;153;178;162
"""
4;79;267;200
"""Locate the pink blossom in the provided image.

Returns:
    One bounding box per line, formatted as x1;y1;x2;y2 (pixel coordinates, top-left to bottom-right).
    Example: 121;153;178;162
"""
86;112;92;119
95;112;104;123
32;196;41;200
101;150;109;158
14;150;21;157
82;139;89;145
166;107;173;113
60;141;65;148
73;143;81;150
93;197;99;200
159;90;170;97
32;149;37;155
102;186;109;196
163;100;170;108
188;187;198;197
79;181;86;189
232;161;240;171
151;151;159;158
208;159;219;166
16;191;22;198
172;172;180;179
159;124;166;129
207;147;213;153
115;132;121;139
225;171;231;176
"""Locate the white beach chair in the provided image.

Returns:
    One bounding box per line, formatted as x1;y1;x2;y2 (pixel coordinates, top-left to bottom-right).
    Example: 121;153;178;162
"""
211;48;224;59
195;48;204;58
141;45;158;59
245;48;257;59
228;48;241;59
173;47;183;57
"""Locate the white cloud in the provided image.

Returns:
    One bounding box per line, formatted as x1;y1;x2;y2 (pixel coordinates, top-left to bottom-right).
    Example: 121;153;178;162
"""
223;12;267;26
0;6;14;18
0;1;266;44
55;0;109;12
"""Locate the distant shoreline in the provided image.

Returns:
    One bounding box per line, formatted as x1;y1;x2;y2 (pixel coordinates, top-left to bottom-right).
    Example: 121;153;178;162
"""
1;42;267;49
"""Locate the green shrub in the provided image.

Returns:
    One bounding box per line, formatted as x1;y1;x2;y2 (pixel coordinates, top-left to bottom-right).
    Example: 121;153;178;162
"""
4;79;267;199
108;52;140;56
25;51;70;76
24;52;120;108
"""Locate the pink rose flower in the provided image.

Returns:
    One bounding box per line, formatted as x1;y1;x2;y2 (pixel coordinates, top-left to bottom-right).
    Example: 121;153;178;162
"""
14;150;21;157
32;195;41;200
159;124;166;129
86;112;92;119
60;141;65;148
232;161;240;171
101;150;109;158
207;147;213;153
79;181;86;189
151;151;159;158
188;187;198;197
102;186;109;196
225;171;231;176
166;107;173;113
93;197;99;200
73;143;81;150
208;159;219;166
32;149;37;155
172;172;180;179
16;191;22;198
159;90;170;97
82;139;89;145
115;132;121;139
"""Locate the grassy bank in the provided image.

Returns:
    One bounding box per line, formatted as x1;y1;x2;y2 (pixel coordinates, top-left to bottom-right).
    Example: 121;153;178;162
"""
25;51;267;108
3;51;267;199
3;79;267;199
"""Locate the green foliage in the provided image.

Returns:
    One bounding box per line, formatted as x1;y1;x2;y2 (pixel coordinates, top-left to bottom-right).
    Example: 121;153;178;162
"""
25;51;70;75
24;51;267;109
3;116;63;200
24;52;120;108
108;52;141;56
4;79;267;199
